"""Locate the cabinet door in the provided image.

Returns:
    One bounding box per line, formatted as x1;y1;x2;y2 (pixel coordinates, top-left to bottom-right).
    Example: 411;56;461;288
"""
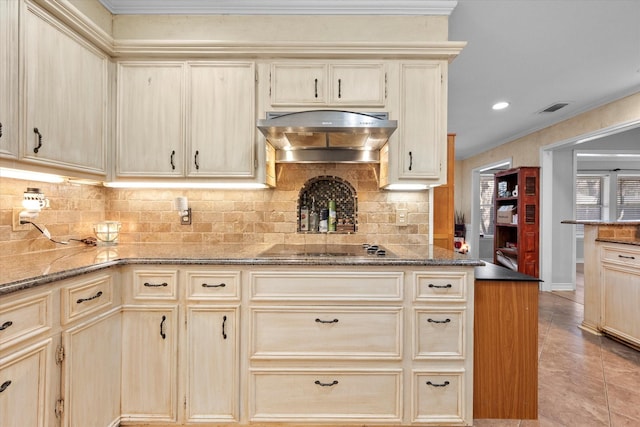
329;63;386;106
62;310;121;427
601;264;640;346
0;339;51;427
187;62;256;177
396;61;444;180
270;63;327;106
186;307;239;423
121;306;178;423
0;0;19;159
23;3;107;174
117;62;185;176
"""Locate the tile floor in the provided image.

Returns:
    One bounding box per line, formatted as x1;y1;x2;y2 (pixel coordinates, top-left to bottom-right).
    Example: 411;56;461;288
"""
474;265;640;427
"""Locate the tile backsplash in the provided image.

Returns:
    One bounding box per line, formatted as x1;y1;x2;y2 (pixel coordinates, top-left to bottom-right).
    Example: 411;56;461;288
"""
0;164;430;254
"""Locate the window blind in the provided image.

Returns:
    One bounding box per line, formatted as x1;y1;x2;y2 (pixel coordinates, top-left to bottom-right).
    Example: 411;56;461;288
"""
616;175;640;220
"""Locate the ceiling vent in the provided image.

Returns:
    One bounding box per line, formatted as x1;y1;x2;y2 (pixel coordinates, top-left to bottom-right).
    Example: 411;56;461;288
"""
539;102;569;113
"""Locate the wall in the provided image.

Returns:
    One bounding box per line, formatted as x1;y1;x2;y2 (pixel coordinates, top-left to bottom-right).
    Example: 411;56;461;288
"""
0;163;430;254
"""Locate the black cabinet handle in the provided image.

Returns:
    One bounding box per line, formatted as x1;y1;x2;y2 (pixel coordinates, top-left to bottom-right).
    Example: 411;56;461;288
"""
338;78;342;98
426;380;450;387
0;122;3;138
160;315;166;339
408;151;413;171
428;283;452;289
194;150;199;170
618;254;636;260
170;150;176;170
33;128;43;153
0;321;13;331
144;282;168;287
76;291;103;304
202;282;226;288
222;315;227;340
315;318;339;324
314;78;318;98
0;380;11;393
427;318;451;324
314;380;338;387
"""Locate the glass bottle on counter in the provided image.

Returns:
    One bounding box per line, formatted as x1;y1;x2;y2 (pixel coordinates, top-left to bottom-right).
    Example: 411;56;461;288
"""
309;197;319;232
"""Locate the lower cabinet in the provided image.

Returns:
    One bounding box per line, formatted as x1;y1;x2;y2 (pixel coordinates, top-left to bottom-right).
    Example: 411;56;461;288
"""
121;306;179;423
601;263;640;347
0;339;52;427
186;306;239;423
62;309;121;427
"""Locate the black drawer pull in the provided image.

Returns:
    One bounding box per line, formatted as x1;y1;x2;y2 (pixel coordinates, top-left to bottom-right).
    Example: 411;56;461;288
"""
144;282;168;287
428;283;452;289
314;78;318;98
427;318;451;324
160;315;166;339
0;321;13;331
408;151;413;171
0;122;3;138
0;380;11;393
618;254;636;260
338;78;342;98
426;380;450;387
194;150;200;170
202;282;226;288
77;291;103;304
315;318;339;324
222;315;227;340
314;380;338;387
33;128;43;153
170;150;176;170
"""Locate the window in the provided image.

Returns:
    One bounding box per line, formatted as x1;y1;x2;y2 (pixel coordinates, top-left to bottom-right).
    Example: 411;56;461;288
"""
479;174;495;236
616;175;640;220
575;175;603;234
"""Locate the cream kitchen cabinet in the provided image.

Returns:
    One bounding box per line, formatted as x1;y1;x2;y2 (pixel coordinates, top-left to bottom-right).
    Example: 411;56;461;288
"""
380;61;447;188
116;62;186;177
0;0;19;159
0;288;54;427
22;1;108;175
116;61;257;179
121;268;179;423
59;272;121;427
184;270;240;423
600;244;640;348
269;62;387;107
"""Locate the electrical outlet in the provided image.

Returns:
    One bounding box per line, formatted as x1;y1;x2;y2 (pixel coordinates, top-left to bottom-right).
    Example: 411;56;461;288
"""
180;208;192;225
396;208;408;226
12;208;31;231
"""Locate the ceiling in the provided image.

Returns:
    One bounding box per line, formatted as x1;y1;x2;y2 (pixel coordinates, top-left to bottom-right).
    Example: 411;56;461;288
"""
98;0;640;160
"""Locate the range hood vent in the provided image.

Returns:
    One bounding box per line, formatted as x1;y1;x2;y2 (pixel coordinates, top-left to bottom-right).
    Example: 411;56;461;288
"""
257;110;397;163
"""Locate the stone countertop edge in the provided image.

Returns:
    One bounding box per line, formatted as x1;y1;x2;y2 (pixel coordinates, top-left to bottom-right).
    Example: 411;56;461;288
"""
561;220;640;225
0;244;484;296
474;262;542;282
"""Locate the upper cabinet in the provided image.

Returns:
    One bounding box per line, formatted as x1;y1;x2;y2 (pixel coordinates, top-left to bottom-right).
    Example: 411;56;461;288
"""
380;61;447;188
269;62;386;107
0;0;19;159
116;61;257;179
22;1;108;175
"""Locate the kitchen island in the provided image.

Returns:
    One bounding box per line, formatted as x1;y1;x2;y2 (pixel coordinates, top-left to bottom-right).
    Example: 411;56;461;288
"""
562;221;640;350
1;243;482;427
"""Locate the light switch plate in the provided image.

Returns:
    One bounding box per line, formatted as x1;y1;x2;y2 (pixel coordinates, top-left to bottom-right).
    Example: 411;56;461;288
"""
396;208;408;226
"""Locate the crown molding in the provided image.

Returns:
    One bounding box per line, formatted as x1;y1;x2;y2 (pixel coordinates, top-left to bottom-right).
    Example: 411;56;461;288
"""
98;0;457;16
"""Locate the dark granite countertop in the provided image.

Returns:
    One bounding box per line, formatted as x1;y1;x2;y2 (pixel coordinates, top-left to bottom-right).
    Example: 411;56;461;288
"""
0;243;484;295
561;220;640;226
474;262;541;282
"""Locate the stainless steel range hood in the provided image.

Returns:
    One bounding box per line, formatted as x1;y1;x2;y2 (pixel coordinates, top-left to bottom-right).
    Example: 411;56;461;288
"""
257;110;397;163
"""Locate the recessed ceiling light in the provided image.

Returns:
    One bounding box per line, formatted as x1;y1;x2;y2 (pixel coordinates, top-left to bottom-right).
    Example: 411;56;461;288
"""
492;101;510;111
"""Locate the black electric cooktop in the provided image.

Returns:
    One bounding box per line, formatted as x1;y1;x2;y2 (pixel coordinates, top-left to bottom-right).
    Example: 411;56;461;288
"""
259;243;395;258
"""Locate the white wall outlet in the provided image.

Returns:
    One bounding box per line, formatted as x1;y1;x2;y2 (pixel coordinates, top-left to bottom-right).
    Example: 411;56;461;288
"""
396;208;408;226
12;208;31;231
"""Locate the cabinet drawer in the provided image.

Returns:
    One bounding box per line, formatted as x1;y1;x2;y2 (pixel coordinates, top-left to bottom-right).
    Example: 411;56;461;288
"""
251;307;402;359
0;293;51;348
250;369;401;422
186;270;240;301
412;371;466;424
250;271;403;301
414;272;468;302
132;269;178;301
414;308;466;359
602;245;640;269
61;273;114;325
